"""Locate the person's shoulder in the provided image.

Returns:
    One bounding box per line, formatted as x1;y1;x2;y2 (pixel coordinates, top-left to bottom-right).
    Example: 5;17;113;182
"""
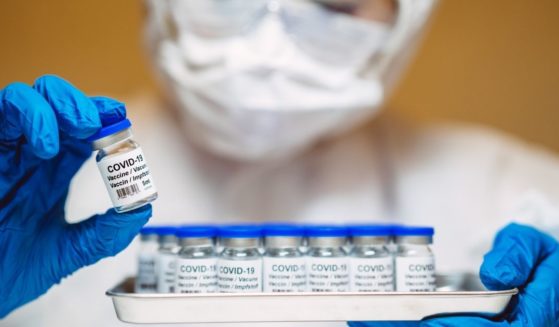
419;121;559;168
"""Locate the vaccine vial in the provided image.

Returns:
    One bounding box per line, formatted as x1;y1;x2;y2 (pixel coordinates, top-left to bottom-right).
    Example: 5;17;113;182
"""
217;226;263;293
348;225;394;292
262;225;306;292
135;227;159;293
394;226;436;292
88;118;157;213
156;227;179;293
306;225;350;292
175;226;218;293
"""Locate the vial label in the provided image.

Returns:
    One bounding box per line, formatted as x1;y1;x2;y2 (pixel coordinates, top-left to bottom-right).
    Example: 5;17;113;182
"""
349;257;394;292
157;253;176;293
217;259;262;293
175;257;218;293
97;148;157;207
395;256;436;291
306;257;349;292
135;253;157;293
263;257;306;292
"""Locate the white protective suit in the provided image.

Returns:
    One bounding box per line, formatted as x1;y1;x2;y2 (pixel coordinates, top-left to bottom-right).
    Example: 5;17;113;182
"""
3;0;559;326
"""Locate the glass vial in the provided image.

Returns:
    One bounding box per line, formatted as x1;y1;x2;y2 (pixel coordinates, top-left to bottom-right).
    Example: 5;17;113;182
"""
156;227;179;293
88;118;157;213
262;224;306;293
135;227;159;293
175;226;218;293
306;225;350;292
394;226;436;292
217;226;263;293
348;225;394;292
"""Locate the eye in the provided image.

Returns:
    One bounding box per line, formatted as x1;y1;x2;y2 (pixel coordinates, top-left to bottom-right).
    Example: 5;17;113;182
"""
313;0;398;25
315;0;360;15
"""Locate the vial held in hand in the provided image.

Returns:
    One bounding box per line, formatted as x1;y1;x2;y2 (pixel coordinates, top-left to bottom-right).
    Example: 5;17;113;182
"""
88;118;158;212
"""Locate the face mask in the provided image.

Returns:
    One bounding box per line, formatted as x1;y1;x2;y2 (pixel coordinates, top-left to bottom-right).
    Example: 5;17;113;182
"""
147;0;427;161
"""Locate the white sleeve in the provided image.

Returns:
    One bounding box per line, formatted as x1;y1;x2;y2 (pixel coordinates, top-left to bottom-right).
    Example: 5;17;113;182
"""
494;139;559;240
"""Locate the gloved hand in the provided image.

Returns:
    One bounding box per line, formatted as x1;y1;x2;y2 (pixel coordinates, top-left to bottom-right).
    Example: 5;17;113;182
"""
0;75;152;318
348;223;559;327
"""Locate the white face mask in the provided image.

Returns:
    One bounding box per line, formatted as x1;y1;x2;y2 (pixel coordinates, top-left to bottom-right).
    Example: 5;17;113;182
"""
146;0;431;161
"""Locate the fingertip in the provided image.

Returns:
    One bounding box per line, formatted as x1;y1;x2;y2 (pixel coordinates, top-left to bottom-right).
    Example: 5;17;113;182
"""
33;75;101;139
90;96;127;126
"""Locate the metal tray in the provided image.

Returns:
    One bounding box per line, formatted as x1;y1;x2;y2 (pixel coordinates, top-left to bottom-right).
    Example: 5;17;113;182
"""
107;273;516;324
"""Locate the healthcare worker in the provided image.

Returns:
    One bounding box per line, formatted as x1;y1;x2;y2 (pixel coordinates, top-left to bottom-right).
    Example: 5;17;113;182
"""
1;0;559;326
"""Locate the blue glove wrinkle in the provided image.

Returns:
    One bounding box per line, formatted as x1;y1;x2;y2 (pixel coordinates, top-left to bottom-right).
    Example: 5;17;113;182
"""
60;206;152;278
1;142;90;229
90;96;126;126
33;75;101;139
511;249;559;326
0;82;59;159
480;223;557;291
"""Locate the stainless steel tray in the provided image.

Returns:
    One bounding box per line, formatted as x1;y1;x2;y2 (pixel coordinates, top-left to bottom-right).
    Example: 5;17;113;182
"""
107;273;516;324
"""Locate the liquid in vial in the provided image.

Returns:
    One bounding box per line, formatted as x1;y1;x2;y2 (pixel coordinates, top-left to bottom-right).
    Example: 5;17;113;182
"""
394;226;436;292
156;227;179;293
175;226;218;293
348;225;394;292
135;227;159;293
217;226;263;293
262;224;306;292
306;225;350;292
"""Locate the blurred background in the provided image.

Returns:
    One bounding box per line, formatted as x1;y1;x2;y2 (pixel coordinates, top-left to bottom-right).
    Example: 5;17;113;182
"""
0;0;557;151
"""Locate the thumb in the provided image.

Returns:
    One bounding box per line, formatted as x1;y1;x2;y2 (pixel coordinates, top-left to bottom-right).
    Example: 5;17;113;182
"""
59;205;152;277
480;223;557;290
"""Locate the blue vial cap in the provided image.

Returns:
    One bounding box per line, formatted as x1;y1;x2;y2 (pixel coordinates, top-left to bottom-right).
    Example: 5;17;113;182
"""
393;225;435;236
152;226;178;236
176;225;217;238
87;118;132;141
305;225;348;237
348;224;394;237
262;224;305;237
218;225;262;238
139;226;159;235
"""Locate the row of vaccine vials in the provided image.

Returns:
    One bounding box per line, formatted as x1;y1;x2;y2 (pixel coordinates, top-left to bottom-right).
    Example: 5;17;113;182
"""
135;224;436;294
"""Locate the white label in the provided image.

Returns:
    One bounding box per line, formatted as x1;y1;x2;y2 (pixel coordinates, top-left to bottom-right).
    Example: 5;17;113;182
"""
350;257;394;292
157;253;176;293
135;253;157;293
97;147;157;207
306;257;349;292
395;256;436;291
217;259;262;293
175;257;218;293
263;257;306;292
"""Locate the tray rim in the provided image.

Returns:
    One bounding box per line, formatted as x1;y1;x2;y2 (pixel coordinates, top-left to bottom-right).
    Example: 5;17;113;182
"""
106;277;518;299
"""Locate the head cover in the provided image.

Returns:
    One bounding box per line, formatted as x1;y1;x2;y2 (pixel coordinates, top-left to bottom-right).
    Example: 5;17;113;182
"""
144;0;438;161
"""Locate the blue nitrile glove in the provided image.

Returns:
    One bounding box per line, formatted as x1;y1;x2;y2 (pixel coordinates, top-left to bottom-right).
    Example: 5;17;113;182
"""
0;75;152;318
348;223;559;327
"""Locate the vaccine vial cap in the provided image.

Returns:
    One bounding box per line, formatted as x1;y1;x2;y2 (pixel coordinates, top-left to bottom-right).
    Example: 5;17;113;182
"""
87;118;132;141
348;224;394;237
152;226;177;236
175;225;217;238
218;225;262;238
139;226;159;235
393;225;435;236
262;224;305;237
305;225;348;238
